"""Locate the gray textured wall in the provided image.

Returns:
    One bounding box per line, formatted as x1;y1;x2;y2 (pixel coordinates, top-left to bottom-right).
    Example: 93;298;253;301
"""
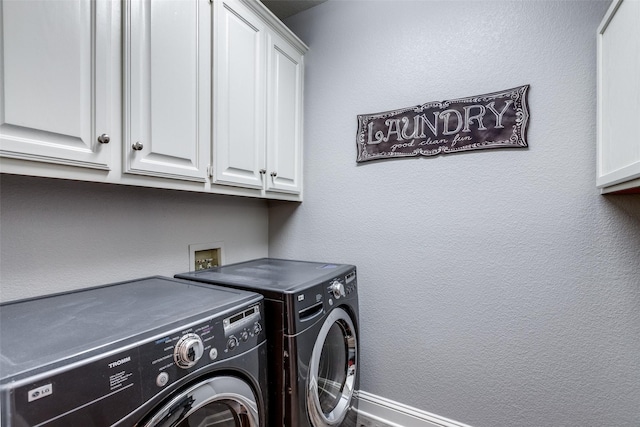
0;175;269;301
270;1;640;426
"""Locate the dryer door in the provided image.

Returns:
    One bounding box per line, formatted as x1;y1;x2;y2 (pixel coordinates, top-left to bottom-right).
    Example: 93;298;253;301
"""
142;376;259;427
307;307;358;427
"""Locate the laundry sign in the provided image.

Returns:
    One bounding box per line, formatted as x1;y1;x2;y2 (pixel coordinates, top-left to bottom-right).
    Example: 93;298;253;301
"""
356;85;530;163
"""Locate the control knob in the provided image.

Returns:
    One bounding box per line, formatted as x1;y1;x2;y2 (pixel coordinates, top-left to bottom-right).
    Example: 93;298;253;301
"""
174;333;204;369
227;335;239;351
329;279;346;299
253;322;262;335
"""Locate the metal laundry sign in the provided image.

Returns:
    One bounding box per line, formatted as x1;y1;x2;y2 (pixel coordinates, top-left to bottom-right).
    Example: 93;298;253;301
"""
355;85;530;163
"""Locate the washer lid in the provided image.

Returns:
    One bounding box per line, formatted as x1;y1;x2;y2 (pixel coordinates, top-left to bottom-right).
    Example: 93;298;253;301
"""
0;276;261;380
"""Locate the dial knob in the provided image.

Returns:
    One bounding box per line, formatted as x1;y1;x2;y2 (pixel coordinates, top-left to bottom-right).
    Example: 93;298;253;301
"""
329;280;346;299
174;333;204;369
227;335;239;351
253;322;262;335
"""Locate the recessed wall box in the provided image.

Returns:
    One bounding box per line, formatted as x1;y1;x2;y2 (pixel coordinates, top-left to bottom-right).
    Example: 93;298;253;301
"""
189;242;224;271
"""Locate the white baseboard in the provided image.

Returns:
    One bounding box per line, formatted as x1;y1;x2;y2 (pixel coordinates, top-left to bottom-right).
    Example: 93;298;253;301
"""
355;391;473;427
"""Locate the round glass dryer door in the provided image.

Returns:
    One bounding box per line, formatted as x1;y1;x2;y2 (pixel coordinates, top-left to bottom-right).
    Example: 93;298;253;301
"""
307;307;358;427
143;376;259;427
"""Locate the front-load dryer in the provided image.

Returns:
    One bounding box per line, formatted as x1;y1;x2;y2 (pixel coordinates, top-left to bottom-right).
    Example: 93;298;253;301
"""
176;258;360;427
0;276;267;427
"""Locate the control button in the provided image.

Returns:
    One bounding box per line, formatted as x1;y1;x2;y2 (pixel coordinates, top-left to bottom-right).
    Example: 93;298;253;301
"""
240;331;249;342
209;348;218;361
253;322;262;335
174;333;204;369
227;335;239;351
156;372;169;387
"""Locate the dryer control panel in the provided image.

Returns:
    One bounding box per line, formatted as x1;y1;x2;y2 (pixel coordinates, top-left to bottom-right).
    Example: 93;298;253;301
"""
288;267;358;335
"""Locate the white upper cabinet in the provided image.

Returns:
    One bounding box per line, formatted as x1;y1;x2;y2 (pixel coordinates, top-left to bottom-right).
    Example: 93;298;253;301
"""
213;0;307;196
213;0;267;189
266;30;304;194
124;0;210;182
0;0;114;170
0;0;306;201
597;0;640;193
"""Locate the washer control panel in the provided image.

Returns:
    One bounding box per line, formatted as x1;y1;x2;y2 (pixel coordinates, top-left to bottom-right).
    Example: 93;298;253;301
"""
223;304;262;353
141;302;264;396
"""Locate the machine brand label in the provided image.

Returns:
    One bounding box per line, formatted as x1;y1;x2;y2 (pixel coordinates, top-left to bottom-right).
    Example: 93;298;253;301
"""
108;356;131;369
27;384;53;402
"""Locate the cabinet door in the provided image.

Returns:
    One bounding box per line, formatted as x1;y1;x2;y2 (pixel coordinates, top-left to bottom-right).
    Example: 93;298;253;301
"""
124;0;210;182
266;31;304;194
597;0;640;191
0;0;112;170
213;0;266;189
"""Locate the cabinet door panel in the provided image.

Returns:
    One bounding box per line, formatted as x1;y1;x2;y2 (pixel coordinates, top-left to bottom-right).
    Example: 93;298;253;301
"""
597;0;640;189
125;0;209;181
213;0;266;189
266;32;303;194
0;0;111;169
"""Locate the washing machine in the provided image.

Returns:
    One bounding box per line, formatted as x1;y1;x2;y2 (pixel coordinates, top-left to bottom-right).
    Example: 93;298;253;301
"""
0;276;267;427
176;258;360;427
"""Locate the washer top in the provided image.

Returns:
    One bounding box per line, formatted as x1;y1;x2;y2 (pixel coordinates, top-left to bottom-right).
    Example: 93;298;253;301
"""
0;276;261;380
176;258;355;296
